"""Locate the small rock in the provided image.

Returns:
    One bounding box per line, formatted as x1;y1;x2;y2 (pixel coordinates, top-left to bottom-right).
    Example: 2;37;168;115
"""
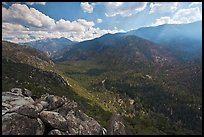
36;118;45;135
54;100;78;117
33;103;44;113
48;129;68;135
22;88;32;97
10;88;22;95
39;111;68;131
46;96;65;110
40;101;49;109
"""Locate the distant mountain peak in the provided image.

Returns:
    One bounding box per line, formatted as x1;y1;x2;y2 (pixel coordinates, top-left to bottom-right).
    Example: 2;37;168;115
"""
21;37;75;60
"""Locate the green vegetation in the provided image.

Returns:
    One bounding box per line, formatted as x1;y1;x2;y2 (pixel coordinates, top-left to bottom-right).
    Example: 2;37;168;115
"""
55;59;202;135
2;40;202;135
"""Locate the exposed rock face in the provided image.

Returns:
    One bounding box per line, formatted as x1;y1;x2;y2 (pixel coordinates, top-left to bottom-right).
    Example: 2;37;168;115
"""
39;111;68;131
2;89;34;115
16;105;38;118
2;113;44;135
2;88;106;135
65;110;104;135
107;112;132;135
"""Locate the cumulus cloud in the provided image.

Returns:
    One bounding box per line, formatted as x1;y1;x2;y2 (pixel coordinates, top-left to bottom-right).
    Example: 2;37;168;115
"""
151;7;202;26
189;2;202;7
2;3;124;43
172;7;202;23
77;19;95;28
100;2;147;17
2;22;29;31
54;19;94;32
25;2;46;5
80;2;93;13
149;2;178;14
2;4;55;29
96;18;103;23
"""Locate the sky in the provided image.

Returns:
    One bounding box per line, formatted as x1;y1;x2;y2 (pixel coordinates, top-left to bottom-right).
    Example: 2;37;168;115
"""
2;2;202;43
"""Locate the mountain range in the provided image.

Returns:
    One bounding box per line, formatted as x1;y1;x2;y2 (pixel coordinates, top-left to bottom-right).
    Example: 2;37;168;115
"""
21;37;76;60
21;21;202;63
125;21;202;61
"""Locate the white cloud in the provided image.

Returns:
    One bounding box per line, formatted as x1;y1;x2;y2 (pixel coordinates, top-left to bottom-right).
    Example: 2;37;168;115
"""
2;4;55;29
96;18;103;23
100;2;147;17
151;16;172;26
2;2;47;6
2;22;29;31
149;2;178;14
2;3;124;43
54;19;94;32
189;2;202;7
151;7;202;26
80;2;93;13
25;2;46;5
172;7;202;23
77;19;95;28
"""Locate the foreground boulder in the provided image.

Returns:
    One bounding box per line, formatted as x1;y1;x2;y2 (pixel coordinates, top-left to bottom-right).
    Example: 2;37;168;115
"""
66;110;104;135
2;89;34;116
39;111;68;131
2;88;106;135
2;113;44;135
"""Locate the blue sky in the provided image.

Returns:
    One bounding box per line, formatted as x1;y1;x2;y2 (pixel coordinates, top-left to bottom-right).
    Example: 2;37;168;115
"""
2;2;202;43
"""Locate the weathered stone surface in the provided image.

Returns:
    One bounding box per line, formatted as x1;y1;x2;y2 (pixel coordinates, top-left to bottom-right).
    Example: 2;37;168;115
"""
48;129;68;135
2;91;34;107
2;113;44;135
10;88;22;94
39;111;68;131
2;88;108;135
2;89;35;116
46;95;65;110
33;103;44;113
33;97;49;110
39;101;49;109
36;118;45;135
107;113;132;135
22;88;32;97
53;101;78;117
66;110;104;135
2;102;12;110
5;106;21;113
16;105;38;118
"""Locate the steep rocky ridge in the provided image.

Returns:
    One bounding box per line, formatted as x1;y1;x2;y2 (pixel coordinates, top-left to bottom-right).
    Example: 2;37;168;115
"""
2;40;54;71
